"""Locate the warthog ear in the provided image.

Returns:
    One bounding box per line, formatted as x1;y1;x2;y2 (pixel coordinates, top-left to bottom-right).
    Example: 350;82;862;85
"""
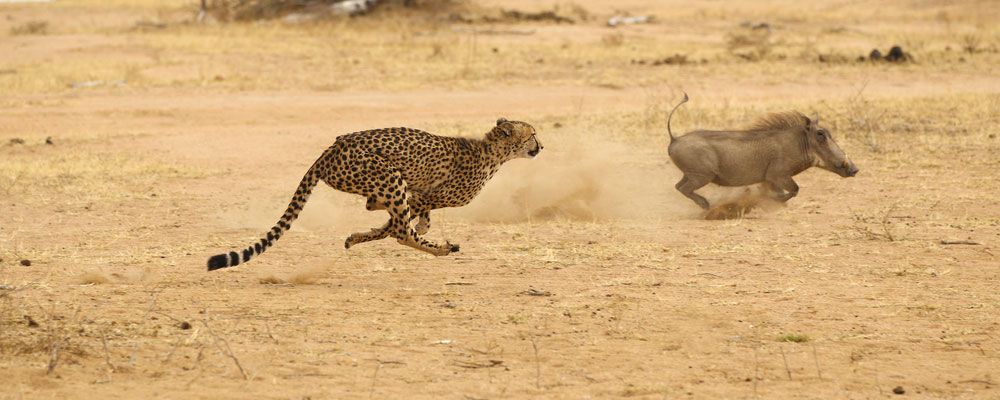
812;112;821;126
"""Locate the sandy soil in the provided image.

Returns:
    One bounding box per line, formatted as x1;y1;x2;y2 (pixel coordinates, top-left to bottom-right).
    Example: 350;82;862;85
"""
2;1;999;399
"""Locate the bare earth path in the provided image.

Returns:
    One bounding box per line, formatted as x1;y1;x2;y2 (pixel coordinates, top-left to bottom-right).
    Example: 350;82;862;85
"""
2;1;1000;399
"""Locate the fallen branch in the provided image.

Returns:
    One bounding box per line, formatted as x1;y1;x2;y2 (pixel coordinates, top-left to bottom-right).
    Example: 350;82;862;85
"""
940;239;980;245
454;359;504;369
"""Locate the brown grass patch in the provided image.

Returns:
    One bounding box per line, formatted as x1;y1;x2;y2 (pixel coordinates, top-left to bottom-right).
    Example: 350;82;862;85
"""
10;20;49;36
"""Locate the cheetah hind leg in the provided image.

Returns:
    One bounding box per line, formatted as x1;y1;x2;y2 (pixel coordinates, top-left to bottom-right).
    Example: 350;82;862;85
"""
344;221;389;249
382;174;457;256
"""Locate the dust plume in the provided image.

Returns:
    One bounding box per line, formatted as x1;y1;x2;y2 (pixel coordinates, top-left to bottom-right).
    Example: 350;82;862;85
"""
258;266;324;285
703;186;782;220
452;135;688;223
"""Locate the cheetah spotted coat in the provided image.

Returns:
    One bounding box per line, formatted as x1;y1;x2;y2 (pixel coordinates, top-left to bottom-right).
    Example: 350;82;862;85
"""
207;118;541;270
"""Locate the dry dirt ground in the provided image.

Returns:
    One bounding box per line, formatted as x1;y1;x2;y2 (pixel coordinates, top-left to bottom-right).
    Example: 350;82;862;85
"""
1;1;999;399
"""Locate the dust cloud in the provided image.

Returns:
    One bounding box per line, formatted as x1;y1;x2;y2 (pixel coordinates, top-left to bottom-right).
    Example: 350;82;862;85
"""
452;136;690;223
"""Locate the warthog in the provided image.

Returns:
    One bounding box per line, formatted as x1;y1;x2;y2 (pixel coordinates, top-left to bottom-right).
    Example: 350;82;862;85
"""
666;93;859;209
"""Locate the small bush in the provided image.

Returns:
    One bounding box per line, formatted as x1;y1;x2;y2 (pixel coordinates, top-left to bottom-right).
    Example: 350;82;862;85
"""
776;333;810;343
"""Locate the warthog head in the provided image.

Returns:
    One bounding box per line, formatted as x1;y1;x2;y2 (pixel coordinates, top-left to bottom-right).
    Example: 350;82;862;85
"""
806;114;859;178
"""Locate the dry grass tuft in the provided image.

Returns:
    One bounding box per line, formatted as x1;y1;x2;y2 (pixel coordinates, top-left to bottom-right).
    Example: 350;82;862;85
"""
10;20;49;36
726;27;773;62
777;333;811;343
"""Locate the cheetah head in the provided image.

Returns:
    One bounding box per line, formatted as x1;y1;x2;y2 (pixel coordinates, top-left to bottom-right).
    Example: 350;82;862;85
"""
486;118;543;160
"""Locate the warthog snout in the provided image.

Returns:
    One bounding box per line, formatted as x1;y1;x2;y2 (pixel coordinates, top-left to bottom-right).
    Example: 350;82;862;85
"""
845;162;859;177
839;161;859;177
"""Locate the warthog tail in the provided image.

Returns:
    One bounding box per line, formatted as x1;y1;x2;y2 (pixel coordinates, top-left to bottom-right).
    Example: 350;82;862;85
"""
667;91;689;142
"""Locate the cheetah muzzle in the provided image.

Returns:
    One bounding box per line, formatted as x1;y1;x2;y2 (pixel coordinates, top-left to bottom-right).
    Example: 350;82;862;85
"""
207;118;542;271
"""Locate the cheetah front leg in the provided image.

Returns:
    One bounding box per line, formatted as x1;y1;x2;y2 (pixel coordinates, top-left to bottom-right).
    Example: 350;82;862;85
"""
414;209;431;235
348;192;427;248
382;173;457;256
406;193;433;235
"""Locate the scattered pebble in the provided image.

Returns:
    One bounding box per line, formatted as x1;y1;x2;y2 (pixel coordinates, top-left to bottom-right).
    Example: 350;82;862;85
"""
25;315;39;327
45;136;54;145
178;321;192;330
9;138;25;145
607;15;652;27
20;259;31;266
893;386;906;395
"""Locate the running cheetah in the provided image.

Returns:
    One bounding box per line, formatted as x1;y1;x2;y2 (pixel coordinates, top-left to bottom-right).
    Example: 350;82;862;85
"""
206;118;542;271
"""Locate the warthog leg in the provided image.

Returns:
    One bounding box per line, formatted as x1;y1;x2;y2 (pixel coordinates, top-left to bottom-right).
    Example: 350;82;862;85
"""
764;177;800;202
676;174;712;210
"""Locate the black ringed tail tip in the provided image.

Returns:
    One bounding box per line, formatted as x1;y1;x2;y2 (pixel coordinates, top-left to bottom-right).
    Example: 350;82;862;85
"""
207;254;230;271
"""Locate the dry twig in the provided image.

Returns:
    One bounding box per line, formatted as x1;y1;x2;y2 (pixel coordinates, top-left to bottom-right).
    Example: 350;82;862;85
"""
202;319;249;380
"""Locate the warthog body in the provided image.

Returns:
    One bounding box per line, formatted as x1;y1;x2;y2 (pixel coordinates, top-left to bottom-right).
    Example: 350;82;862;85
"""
666;94;859;209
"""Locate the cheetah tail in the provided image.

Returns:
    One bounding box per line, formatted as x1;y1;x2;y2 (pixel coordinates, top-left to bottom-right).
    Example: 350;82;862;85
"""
667;91;689;142
206;166;321;271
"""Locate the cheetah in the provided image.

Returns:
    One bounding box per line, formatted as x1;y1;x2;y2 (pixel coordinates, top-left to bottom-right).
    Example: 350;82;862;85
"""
206;118;543;271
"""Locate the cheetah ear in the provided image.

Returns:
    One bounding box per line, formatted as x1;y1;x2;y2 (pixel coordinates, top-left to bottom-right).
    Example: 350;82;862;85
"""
496;117;508;126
